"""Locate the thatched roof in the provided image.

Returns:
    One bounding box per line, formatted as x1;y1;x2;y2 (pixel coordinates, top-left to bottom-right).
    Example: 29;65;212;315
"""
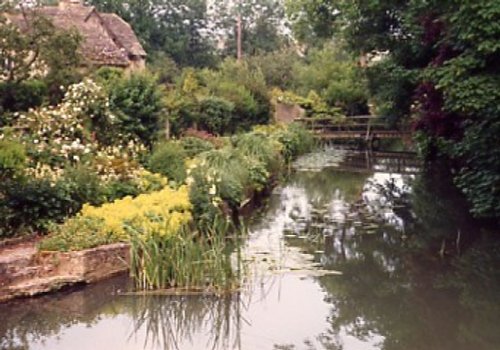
6;1;146;67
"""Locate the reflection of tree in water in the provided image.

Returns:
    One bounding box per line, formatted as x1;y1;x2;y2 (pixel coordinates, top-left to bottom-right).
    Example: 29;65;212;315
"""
410;161;477;253
291;169;369;204
128;293;243;350
283;166;500;350
314;233;500;350
0;275;245;350
0;276;129;350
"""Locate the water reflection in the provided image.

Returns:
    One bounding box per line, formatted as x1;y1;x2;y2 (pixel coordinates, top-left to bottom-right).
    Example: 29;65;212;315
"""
0;149;499;350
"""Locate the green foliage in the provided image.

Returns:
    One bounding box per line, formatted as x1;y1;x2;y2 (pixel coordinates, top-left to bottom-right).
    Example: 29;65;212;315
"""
147;142;187;185
38;217;118;252
197;96;234;135
214;0;289;57
285;0;339;43
108;72;164;147
0;164;108;237
196;148;248;208
178;137;214;158
452;118;500;218
129;220;239;291
298;0;500;219
203;59;271;129
274;123;315;162
0;80;48;116
148;52;181;84
234;132;282;172
92;67;124;89
366;59;417;126
247;49;302;89
0;177;76;236
0;11;82;104
0;137;26;180
291;45;369;115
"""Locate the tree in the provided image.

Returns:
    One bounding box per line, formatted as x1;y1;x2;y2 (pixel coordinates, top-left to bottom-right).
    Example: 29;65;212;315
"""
285;0;339;44
0;7;81;110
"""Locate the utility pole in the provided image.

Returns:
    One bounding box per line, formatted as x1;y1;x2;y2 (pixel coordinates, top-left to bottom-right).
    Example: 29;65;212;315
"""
236;11;242;61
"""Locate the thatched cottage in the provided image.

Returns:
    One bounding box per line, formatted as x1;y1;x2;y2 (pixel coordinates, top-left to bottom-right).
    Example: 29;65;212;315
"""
7;0;146;71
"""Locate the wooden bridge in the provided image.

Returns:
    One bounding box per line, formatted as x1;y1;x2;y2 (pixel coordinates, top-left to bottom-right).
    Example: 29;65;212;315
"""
296;115;412;147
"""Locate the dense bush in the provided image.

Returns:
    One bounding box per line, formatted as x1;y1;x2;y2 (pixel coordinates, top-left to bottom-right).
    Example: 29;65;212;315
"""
234;132;282;172
0;137;26;180
1;177;82;236
197;96;234;135
108;72;164;147
254;123;315;162
202;59;271;129
0;80;47;116
291;45;369;116
147;142;187;185
247;49;302;89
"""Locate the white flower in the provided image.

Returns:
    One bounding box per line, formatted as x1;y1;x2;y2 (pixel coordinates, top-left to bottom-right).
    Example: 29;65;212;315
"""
186;177;194;186
208;184;217;195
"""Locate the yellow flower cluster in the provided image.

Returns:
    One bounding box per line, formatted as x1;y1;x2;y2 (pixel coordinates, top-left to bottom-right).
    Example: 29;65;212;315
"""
79;185;192;240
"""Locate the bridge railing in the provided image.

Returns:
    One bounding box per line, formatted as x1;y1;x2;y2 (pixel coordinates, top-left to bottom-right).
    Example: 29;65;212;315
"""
295;115;410;142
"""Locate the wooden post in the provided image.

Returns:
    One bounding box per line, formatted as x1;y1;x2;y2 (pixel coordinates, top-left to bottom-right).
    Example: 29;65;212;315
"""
165;118;170;140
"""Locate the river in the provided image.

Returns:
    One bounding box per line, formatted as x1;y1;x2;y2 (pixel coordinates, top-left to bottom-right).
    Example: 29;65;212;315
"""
1;147;499;350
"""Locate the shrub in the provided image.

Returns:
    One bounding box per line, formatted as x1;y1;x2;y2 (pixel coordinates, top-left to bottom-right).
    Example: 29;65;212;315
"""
247;49;302;89
202;59;271;129
147;142;187;185
234;132;282;171
0;137;26;180
197;96;234;135
0;80;47;115
108;72;164;147
274;123;315;162
0;177;79;236
93;67;124;89
292;45;369;116
179;136;214;158
38;217;118;252
15;78;116;167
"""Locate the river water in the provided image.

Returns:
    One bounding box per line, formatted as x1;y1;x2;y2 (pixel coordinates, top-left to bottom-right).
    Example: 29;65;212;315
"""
1;147;499;350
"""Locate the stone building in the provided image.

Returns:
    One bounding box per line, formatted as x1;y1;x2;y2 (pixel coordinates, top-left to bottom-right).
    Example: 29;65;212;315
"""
6;0;146;71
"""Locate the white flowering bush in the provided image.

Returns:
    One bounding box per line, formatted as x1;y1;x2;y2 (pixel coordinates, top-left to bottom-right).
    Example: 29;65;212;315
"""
15;79;147;183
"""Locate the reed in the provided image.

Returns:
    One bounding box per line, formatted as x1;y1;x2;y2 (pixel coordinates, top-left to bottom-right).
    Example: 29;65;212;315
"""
129;217;243;292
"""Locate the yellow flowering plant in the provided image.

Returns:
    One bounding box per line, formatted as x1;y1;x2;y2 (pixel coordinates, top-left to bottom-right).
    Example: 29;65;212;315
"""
40;184;192;251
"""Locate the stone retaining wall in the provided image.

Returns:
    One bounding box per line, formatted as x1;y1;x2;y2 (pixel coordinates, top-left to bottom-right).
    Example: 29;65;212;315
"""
0;243;130;302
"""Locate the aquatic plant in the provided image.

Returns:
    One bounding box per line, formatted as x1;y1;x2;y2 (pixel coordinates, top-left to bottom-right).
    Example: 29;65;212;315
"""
129;217;241;291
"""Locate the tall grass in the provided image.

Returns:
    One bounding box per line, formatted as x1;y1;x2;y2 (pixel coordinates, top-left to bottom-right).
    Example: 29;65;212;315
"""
129;218;243;292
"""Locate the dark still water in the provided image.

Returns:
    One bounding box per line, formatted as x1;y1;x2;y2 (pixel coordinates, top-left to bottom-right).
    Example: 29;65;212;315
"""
1;148;499;350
